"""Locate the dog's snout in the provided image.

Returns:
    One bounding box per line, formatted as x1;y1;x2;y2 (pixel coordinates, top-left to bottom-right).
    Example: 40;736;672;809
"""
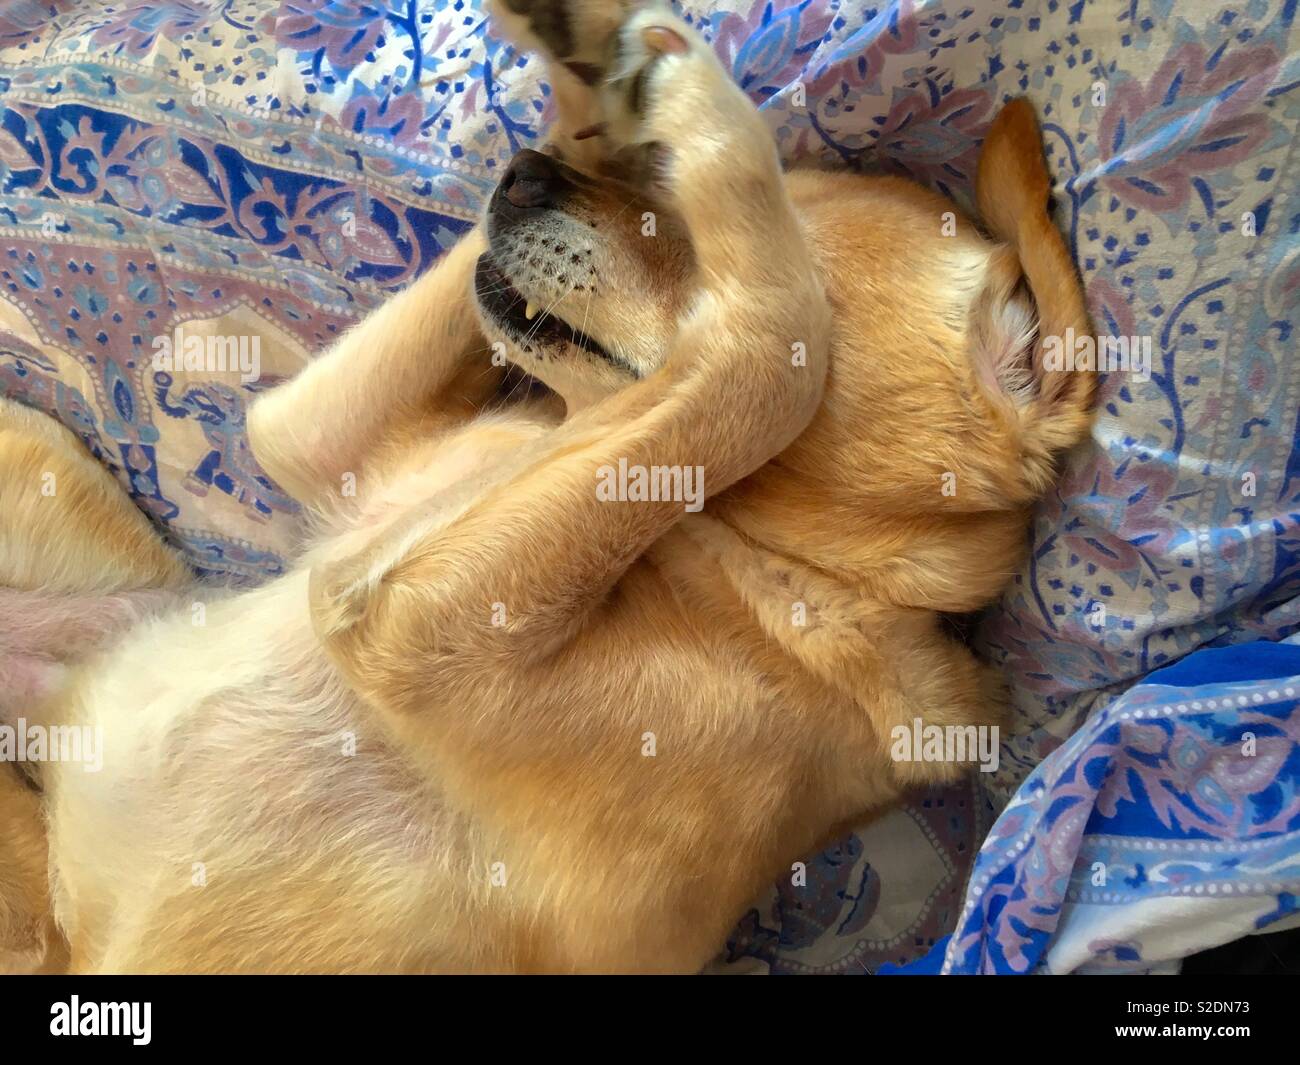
499;149;565;210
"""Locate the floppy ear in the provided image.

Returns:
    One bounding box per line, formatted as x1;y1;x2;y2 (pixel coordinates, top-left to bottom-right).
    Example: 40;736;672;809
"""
972;98;1096;495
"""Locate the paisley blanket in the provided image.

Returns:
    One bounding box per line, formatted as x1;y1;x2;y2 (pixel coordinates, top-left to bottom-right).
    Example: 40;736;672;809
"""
1;0;1298;973
934;640;1300;975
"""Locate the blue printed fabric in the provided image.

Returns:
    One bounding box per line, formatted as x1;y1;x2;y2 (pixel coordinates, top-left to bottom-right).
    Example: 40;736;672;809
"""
1;1;1298;972
939;641;1300;973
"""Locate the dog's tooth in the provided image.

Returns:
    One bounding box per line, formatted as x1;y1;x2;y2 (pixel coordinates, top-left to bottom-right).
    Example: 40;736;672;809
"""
524;301;538;320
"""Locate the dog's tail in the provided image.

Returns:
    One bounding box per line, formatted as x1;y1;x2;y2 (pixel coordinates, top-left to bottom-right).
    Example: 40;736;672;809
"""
974;98;1095;496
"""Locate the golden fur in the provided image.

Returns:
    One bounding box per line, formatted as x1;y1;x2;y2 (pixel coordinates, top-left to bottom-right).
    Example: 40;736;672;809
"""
0;2;1092;973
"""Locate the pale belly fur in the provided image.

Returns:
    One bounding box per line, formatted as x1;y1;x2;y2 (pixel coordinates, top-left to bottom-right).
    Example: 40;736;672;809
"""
39;412;553;971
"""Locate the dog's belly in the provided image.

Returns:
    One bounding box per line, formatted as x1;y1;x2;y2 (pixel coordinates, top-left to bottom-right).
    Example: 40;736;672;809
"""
43;414;553;972
41;577;449;969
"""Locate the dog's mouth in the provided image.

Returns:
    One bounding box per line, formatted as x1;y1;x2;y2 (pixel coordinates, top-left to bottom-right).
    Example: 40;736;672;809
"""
474;254;628;370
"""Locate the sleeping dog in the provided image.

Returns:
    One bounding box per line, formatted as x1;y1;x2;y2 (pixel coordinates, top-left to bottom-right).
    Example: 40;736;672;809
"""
0;0;1092;972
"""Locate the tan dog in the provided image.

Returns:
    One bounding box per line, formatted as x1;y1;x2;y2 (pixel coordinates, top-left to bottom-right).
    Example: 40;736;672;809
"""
0;1;1091;973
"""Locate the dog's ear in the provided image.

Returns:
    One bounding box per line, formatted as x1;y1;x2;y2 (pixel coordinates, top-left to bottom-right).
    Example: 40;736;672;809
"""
966;243;1038;407
971;98;1096;498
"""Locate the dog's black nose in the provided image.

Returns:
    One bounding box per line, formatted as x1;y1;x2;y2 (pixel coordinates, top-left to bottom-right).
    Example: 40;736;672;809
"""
499;149;562;209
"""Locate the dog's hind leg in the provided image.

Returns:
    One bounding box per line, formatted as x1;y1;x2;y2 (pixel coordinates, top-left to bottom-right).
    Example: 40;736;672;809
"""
0;396;187;973
0;394;188;715
0;397;188;594
0;395;189;715
0;767;66;973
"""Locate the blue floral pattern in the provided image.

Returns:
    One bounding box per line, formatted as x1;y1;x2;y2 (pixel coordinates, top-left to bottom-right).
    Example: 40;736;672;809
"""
941;641;1300;974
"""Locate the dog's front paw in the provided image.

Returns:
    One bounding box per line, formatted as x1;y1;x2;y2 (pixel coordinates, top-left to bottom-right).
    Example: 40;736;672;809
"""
491;0;630;85
598;7;778;198
489;0;636;169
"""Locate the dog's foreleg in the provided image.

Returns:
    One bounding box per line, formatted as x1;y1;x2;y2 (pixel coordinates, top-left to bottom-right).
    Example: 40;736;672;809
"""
247;229;492;507
311;12;832;727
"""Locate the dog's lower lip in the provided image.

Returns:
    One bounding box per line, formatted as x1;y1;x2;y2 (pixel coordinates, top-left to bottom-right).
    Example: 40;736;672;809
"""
473;253;635;375
474;255;527;333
